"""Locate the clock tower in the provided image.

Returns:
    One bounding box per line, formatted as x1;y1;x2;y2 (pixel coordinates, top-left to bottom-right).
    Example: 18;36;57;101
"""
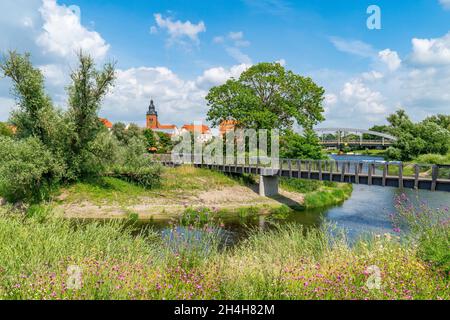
146;99;158;129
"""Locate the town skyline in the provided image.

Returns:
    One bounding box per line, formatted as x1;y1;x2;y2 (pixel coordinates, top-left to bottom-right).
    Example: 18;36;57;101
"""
0;0;450;129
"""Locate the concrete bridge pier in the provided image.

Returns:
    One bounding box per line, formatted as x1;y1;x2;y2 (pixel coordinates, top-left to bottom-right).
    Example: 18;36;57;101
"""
259;168;279;197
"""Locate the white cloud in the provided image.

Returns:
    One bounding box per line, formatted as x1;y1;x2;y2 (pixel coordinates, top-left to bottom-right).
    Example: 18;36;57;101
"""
152;13;206;45
330;37;376;58
410;32;450;65
103;63;249;126
38;63;66;86
378;49;401;71
362;70;384;81
213;30;252;64
225;47;252;65
36;0;109;61
439;0;450;10
340;79;387;115
196;64;250;89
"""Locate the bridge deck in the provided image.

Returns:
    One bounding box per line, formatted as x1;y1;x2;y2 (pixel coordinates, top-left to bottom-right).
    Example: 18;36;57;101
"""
154;155;450;193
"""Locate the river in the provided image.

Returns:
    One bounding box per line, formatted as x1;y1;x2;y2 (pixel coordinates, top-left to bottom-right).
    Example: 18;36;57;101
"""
136;155;450;246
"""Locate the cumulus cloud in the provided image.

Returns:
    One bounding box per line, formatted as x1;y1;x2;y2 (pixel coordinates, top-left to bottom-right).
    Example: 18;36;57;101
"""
36;0;109;60
410;32;450;65
103;63;250;126
378;49;401;71
152;13;206;45
196;64;250;89
323;31;450;127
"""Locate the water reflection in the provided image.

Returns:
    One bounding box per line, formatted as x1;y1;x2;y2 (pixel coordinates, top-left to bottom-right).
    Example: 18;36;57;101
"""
132;155;450;246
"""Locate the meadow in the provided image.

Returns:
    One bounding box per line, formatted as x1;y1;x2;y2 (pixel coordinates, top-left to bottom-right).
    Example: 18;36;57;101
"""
0;194;448;300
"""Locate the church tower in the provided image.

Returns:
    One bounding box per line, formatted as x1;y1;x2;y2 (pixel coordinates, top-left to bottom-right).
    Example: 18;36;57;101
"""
146;99;159;129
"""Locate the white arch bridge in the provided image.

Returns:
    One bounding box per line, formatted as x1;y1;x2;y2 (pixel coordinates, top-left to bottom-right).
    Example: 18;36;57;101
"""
314;127;397;148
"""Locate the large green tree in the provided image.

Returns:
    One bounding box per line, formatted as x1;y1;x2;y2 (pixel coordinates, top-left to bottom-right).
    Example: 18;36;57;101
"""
206;62;325;132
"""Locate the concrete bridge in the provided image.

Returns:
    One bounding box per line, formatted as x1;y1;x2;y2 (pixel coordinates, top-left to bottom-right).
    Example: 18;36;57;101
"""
314;127;397;149
153;154;450;196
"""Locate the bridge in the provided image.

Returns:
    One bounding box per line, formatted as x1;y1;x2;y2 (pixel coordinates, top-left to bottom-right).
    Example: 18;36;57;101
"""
314;128;397;149
152;154;450;196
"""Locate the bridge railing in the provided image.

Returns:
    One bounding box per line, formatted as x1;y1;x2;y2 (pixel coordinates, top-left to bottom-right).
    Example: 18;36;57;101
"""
149;154;450;191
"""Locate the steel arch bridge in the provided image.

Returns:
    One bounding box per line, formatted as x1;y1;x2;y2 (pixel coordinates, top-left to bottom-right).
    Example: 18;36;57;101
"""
314;127;397;148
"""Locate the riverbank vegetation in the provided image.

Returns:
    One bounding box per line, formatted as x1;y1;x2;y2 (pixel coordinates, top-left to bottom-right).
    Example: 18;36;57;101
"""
280;178;352;209
0;195;448;300
0;51;162;204
377;111;450;161
55;165;351;219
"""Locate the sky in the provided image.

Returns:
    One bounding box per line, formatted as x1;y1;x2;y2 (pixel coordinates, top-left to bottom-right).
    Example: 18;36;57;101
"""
0;0;449;129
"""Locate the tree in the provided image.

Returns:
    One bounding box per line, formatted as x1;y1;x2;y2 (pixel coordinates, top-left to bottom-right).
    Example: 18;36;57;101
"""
143;129;157;151
280;130;324;160
424;114;450;131
0;51;63;148
206;62;325;132
65;51;116;178
385;110;450;161
112;122;127;143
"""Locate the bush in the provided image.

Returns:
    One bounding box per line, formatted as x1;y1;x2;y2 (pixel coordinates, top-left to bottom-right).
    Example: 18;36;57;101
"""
111;164;162;189
415;153;450;165
0;137;64;203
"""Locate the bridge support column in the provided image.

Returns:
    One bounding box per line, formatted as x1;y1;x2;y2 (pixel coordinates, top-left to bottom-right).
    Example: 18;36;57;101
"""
259;168;279;197
259;175;279;197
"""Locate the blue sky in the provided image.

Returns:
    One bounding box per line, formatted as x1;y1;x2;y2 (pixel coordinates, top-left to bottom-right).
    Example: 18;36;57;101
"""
1;0;450;129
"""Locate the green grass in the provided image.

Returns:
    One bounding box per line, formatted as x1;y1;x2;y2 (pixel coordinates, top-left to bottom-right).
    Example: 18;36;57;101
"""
61;165;243;205
0;206;447;300
60;166;352;212
280;178;353;209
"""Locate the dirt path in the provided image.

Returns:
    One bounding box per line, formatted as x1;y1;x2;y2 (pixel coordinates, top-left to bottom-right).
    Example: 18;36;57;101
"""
56;185;305;220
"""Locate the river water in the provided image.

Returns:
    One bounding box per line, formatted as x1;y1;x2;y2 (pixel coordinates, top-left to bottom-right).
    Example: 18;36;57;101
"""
137;155;450;245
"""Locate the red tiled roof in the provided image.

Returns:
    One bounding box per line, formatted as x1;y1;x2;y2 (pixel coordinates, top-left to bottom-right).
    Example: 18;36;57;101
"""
158;124;177;129
182;124;210;134
99;118;113;129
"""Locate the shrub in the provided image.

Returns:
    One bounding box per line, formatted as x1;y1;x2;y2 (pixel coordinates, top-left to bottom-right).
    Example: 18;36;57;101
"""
415;153;450;165
111;164;162;189
0;137;64;203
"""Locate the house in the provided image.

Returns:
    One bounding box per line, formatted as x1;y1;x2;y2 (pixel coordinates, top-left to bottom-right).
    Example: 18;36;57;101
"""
99;118;113;130
180;124;213;143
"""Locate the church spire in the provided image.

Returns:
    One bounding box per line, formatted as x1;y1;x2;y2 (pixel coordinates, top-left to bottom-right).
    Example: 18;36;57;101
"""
147;99;157;116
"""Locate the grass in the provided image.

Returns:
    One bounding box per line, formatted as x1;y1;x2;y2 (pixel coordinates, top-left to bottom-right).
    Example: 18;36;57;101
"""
280;178;353;209
59;165;352;214
61;166;242;205
384;152;450;178
0;205;448;300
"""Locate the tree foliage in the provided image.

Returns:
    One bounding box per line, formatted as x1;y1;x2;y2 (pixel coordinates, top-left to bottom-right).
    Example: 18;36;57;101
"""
0;51;161;202
280;130;325;160
0;137;64;203
0;122;14;137
65;52;116;178
385;110;450;161
206;62;325;132
0;51;63;148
